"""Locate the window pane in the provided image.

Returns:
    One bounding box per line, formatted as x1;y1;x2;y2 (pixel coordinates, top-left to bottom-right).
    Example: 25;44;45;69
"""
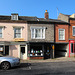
32;29;34;38
35;29;41;38
12;15;18;20
14;28;21;38
73;27;75;35
0;34;2;38
31;28;45;39
16;34;21;38
42;29;45;38
59;29;65;40
15;28;21;33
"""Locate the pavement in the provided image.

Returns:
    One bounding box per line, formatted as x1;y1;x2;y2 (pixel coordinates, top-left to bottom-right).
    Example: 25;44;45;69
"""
20;57;75;63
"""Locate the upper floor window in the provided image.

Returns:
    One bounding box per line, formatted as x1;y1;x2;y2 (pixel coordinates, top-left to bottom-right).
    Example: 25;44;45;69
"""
11;14;18;20
14;28;21;38
0;27;2;38
59;29;65;40
31;27;46;39
73;26;75;36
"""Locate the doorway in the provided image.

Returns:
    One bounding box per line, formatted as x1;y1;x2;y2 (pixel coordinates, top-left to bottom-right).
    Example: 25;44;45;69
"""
69;40;75;57
20;46;26;59
44;46;51;59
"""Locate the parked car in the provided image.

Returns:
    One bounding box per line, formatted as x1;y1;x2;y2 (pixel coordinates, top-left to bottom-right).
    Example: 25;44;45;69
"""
0;54;20;70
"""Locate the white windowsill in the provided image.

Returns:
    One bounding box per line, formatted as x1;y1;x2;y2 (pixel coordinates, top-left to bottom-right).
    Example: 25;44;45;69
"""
59;39;65;41
31;38;45;39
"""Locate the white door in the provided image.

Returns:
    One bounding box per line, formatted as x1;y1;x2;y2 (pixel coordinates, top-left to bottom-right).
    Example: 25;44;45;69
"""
20;46;26;60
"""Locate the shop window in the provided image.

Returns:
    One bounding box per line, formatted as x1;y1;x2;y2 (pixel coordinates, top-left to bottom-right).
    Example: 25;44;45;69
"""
59;29;65;40
0;46;3;54
31;27;45;39
21;47;25;53
30;46;43;56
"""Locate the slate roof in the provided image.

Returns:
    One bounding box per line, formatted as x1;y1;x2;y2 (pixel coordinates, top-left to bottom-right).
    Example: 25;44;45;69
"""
0;15;69;24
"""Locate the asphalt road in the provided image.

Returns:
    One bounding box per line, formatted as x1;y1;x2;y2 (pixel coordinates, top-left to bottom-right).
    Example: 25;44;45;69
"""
0;61;75;75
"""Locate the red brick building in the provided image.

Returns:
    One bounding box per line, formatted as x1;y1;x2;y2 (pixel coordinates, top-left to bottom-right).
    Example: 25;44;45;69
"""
55;24;69;43
58;13;75;57
55;23;69;58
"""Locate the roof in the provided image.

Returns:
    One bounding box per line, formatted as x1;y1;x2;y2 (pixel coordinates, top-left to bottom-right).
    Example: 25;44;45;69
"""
0;15;69;24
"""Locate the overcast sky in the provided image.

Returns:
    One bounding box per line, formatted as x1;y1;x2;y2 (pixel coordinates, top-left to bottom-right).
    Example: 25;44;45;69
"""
0;0;75;19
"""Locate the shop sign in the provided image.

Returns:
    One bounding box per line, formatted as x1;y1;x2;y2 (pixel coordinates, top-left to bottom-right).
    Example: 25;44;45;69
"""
13;38;24;41
70;40;74;43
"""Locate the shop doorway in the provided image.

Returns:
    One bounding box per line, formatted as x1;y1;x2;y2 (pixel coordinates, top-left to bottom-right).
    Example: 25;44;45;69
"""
20;46;26;59
44;46;51;59
5;46;9;55
69;40;75;57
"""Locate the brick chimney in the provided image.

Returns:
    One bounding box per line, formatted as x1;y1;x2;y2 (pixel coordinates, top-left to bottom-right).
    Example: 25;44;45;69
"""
44;10;49;19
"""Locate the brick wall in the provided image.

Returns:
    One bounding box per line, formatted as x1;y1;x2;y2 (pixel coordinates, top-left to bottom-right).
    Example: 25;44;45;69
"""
55;24;69;43
69;19;75;39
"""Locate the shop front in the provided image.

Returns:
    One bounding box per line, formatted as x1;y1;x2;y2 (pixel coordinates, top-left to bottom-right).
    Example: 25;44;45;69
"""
0;45;9;55
0;42;10;56
27;43;54;59
69;40;75;57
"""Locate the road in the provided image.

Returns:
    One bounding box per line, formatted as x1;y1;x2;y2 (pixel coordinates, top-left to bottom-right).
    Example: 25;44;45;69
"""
0;61;75;75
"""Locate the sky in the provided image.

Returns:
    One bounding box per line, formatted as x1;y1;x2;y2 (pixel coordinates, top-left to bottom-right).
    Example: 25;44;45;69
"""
0;0;75;19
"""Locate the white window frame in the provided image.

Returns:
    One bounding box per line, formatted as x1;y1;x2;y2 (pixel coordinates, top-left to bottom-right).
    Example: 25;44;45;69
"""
59;29;65;40
11;15;18;20
30;27;46;39
72;26;75;36
14;27;22;38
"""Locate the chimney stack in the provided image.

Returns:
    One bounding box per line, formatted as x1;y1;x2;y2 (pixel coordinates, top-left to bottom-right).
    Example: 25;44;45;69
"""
44;10;49;19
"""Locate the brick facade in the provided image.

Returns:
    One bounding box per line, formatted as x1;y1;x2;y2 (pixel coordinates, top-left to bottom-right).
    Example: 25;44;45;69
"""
69;19;75;39
55;24;69;43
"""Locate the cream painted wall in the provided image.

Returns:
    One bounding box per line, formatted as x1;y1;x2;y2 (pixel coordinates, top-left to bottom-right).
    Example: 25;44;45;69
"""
9;45;18;57
70;14;75;18
9;45;28;59
0;23;27;41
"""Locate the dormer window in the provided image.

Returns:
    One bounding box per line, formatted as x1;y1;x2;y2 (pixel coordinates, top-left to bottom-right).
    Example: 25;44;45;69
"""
11;13;18;20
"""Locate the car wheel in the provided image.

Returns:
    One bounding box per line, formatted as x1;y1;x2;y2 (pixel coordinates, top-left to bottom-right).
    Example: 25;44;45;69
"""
1;62;10;70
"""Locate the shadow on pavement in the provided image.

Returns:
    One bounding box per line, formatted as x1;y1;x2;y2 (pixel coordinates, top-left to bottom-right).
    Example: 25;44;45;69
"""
19;63;31;68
